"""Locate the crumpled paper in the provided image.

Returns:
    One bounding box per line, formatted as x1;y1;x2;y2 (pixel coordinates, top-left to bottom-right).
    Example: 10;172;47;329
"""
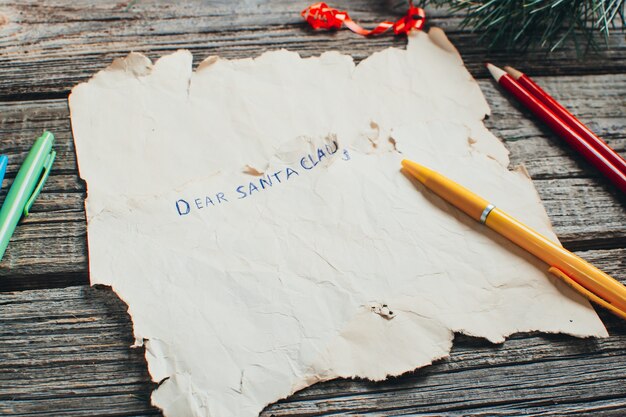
69;28;607;417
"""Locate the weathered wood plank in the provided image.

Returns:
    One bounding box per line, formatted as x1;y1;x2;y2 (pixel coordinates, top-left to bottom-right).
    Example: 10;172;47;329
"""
1;248;625;416
265;357;626;416
0;285;160;416
0;1;624;99
1;1;624;416
533;178;625;250
0;74;624;282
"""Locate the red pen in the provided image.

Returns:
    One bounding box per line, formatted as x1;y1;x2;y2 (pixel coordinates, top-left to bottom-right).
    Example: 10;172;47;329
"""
504;65;626;176
487;63;626;194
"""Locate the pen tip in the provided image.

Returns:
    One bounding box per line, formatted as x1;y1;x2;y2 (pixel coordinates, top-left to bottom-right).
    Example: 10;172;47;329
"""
504;65;523;79
486;63;506;82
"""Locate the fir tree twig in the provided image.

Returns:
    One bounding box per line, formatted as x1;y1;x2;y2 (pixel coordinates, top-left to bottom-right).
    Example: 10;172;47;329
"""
414;0;625;52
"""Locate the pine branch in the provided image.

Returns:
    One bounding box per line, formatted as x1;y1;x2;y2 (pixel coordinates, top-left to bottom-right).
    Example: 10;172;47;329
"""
414;0;626;52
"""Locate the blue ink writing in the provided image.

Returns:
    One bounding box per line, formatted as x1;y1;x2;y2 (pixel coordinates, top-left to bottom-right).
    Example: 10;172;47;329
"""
259;174;273;189
236;185;247;199
300;156;313;170
216;192;228;203
286;167;299;180
271;170;282;184
176;199;191;216
175;139;349;217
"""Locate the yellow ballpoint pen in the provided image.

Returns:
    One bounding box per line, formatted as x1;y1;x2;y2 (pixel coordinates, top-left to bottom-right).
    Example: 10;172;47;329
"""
401;159;626;320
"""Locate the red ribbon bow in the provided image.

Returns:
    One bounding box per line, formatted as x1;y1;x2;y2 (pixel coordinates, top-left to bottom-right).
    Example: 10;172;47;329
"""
301;2;426;36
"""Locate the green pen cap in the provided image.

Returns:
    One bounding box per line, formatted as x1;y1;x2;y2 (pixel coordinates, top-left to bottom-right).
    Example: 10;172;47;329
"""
0;131;56;261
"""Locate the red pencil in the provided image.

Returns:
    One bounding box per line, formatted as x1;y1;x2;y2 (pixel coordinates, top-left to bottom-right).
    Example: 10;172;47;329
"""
487;63;626;194
504;65;626;176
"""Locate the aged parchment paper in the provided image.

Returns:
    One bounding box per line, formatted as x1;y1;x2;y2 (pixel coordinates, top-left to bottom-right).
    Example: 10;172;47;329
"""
69;29;607;417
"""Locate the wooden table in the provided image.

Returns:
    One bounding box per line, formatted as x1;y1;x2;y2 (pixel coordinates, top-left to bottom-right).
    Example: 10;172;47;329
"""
1;1;625;415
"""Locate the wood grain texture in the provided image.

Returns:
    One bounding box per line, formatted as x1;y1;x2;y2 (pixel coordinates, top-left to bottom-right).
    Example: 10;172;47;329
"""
0;285;160;416
0;1;624;99
0;1;625;416
1;249;626;417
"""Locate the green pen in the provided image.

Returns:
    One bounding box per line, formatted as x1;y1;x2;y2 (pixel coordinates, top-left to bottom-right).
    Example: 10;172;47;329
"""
0;131;56;261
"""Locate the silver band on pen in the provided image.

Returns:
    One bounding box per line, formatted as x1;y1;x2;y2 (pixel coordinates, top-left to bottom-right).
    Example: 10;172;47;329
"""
479;204;495;224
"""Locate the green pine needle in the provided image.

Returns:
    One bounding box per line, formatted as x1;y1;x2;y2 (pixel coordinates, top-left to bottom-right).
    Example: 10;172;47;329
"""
413;0;625;52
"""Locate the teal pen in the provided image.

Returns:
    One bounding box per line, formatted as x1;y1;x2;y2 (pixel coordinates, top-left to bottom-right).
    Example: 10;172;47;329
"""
0;155;7;192
0;131;56;261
